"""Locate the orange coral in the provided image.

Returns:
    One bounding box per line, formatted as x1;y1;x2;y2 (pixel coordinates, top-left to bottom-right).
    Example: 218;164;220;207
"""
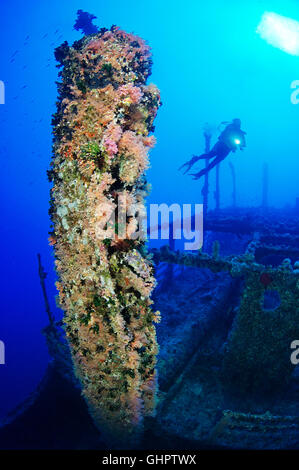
49;25;161;445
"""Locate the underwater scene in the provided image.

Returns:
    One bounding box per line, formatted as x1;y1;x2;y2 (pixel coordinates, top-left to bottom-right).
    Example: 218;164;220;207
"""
1;0;299;460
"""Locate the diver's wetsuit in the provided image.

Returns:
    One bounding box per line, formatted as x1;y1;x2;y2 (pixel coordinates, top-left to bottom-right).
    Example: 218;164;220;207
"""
190;141;232;179
179;121;246;179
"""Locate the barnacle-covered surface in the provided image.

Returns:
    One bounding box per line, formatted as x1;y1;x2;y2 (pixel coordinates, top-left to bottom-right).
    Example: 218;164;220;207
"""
222;260;299;396
153;242;299;395
153;262;236;392
48;26;161;443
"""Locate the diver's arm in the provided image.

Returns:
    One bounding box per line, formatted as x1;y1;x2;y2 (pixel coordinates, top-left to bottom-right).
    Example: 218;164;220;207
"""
241;135;246;148
240;130;246;147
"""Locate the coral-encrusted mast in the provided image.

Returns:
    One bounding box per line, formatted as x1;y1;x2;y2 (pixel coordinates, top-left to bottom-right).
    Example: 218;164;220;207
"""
48;26;161;442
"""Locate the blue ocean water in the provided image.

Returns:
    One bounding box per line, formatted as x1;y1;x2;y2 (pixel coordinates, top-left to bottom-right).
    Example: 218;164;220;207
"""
0;0;299;439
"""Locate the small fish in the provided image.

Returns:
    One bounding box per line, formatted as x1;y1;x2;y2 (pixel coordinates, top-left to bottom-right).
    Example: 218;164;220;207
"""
42;33;48;39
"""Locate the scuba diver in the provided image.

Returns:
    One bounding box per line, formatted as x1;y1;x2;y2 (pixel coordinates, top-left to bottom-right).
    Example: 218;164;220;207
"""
179;119;246;180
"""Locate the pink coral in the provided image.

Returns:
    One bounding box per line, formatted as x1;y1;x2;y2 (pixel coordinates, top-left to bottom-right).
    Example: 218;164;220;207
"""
143;136;157;148
117;84;143;105
50;25;161;445
104;122;123;143
119;130;147;158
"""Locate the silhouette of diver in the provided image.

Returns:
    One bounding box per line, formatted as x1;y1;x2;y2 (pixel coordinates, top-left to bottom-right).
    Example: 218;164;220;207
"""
179;119;246;180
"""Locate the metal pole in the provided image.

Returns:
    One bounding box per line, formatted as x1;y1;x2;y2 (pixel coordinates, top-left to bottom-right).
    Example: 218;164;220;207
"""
262;163;268;211
202;131;211;217
229;162;237;208
37;253;55;325
215;163;220;211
